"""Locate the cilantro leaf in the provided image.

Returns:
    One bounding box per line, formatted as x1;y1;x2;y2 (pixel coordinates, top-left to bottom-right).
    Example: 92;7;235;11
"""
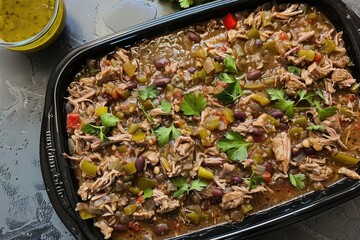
296;90;314;106
189;179;208;192
161;101;172;114
154;124;181;147
139;85;160;100
287;66;302;76
100;113;119;127
139;104;154;123
82;124;101;135
179;0;193;8
307;125;326;132
315;90;325;100
217;131;250;162
266;89;295;117
171;177;189;198
266;88;286;101
218;72;237;83
289;173;306;189
223;55;238;74
171;178;207;198
314;101;337;121
248;175;265;190
274;99;295;117
214;80;242;105
181;92;207;116
143;188;153;200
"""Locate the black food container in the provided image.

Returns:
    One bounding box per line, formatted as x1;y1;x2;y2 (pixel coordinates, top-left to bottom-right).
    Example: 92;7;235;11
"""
40;0;360;239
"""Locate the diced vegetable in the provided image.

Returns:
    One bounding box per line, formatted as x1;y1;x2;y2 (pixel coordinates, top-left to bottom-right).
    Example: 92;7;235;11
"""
263;41;277;53
136;73;148;83
193;69;207;81
95;107;108;116
198;166;214;180
292;116;308;128
261;11;272;27
203;58;214;74
222;108;235;123
124;204;137;216
223;13;237;30
128;123;139;134
323;39;336;54
333;152;359;167
132;130;147;141
204;115;220;130
67;113;80;129
123;61;137;77
213;61;224;73
186;211;200;225
80;160;98;177
195;47;207;58
247;27;259;39
298;49;315;61
79;209;95;220
251;92;270;106
160;157;172;172
137;177;157;190
124;162;137;175
241;203;253;214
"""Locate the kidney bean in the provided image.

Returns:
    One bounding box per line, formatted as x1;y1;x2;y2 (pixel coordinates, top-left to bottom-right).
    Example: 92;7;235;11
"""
112;224;128;232
263;161;274;175
246;69;261;80
232;176;243;184
200;199;212;210
135;156;145;172
291;146;301;157
155;58;170;70
278;122;289;131
126;81;137;90
188;66;197;74
249;127;265;136
214;55;224;62
253;134;266;142
211;188;224;198
304;147;317;155
154;223;170;236
153;77;169;87
268;109;284;119
255;39;263;47
234;110;247;121
186;30;201;43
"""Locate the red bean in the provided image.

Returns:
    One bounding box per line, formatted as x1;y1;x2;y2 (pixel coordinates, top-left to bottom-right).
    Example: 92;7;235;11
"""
112;224;128;232
268;109;284;119
200;199;212;210
278;122;289;131
255;39;263;47
135;156;145;172
153;77;169;87
304;147;317;155
214;55;224;62
186;30;201;43
291;146;301;157
154;223;170;236
232;176;243;184
211;188;224;198
246;69;261;80
249;127;265;136
253;134;266;142
234;110;247;121
263;161;274;175
155;58;170;70
126;81;137;90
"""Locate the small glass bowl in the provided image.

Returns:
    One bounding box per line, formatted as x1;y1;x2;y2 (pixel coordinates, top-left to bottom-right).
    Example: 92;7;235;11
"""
0;0;66;52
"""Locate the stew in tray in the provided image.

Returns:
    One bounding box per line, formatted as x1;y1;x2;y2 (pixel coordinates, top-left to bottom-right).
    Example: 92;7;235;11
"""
65;3;360;239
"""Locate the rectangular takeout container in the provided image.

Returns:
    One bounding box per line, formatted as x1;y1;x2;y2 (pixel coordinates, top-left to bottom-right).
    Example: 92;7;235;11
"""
40;0;360;239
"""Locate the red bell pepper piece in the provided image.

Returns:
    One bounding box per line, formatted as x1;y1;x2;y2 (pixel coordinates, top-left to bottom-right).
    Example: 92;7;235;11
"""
313;52;322;63
279;31;289;40
67;113;80;129
223;13;237;30
263;171;272;183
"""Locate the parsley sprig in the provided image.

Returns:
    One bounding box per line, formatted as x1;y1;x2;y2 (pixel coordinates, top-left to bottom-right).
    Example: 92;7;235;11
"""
82;113;119;141
181;92;207;116
244;169;265;190
171;178;208;198
289;173;306;189
154;123;181;147
266;88;337;120
161;100;172;114
143;188;153;200
139;85;160;100
214;73;243;105
217;131;250;162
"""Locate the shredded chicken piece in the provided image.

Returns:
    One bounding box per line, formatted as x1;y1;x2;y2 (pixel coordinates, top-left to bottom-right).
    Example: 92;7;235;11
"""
272;4;303;20
94;220;113;239
231;117;253;135
271;132;291;173
338;167;360;180
283;74;306;96
220;185;266;209
298;30;315;43
91;169;120;191
227;29;248;44
153;189;180;214
299;158;333;181
133;210;155;220
143;151;160;166
331;69;356;89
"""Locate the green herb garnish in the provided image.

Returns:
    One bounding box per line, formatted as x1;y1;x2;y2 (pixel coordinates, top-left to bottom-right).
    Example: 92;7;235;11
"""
82;113;119;141
223;55;238;74
217;131;250;162
181;92;207;116
161;100;172;114
154;123;181;147
266;88;295;117
289;173;306;190
139;85;160;100
171;177;208;198
287;66;302;76
314;101;337;121
307;125;326;132
143;188;153;200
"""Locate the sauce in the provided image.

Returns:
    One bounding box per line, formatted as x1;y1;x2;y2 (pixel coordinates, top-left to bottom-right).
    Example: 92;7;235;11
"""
0;0;54;42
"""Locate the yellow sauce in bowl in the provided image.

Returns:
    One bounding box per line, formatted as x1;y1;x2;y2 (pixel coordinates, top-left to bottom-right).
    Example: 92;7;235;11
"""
0;0;66;52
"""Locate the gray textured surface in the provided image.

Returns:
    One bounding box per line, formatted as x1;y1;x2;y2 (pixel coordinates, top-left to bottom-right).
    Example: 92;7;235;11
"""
0;0;359;239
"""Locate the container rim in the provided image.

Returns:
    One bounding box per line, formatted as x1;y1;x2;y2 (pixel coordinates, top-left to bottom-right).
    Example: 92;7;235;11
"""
0;0;61;47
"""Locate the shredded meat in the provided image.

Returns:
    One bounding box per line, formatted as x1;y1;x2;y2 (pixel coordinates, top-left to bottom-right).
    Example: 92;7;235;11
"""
338;167;360;180
94;220;113;239
271;132;291;173
153;189;180;214
299;158;333;181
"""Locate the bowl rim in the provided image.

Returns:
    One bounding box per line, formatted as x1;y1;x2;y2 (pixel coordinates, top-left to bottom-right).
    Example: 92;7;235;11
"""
0;0;61;47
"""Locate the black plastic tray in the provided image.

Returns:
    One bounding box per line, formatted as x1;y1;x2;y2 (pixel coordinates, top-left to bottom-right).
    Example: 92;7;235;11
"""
40;0;360;239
